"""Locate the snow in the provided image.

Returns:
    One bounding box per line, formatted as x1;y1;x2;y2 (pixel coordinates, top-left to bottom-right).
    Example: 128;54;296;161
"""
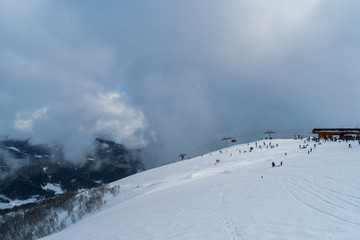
42;139;360;240
5;146;21;152
42;183;64;194
0;195;38;209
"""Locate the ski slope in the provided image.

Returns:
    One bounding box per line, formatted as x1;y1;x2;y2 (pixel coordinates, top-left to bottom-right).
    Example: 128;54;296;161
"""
42;139;360;240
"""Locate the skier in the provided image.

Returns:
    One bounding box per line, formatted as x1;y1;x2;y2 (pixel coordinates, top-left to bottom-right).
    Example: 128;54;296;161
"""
272;162;275;167
280;161;283;166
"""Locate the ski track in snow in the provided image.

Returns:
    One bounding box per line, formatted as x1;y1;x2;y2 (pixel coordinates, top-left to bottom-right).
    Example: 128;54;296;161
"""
277;173;360;226
218;185;243;240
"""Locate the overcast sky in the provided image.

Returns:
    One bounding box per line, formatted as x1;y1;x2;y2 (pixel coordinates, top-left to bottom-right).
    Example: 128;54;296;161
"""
1;0;360;167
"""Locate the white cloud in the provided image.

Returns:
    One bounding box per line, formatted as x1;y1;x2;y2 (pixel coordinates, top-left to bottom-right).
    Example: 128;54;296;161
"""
13;119;33;132
13;107;48;132
80;92;147;146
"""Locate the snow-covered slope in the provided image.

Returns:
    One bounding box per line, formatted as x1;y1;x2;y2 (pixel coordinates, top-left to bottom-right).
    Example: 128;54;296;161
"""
42;139;360;240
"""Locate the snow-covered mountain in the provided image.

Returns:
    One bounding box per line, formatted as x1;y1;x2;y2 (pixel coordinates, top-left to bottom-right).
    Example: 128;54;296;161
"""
41;138;360;240
0;138;143;208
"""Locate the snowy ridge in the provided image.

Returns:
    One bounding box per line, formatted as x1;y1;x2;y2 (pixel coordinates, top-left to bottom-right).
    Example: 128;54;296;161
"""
42;139;360;240
5;146;21;153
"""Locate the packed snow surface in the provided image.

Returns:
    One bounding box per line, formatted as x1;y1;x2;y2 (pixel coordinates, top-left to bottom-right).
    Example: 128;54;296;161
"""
43;139;360;240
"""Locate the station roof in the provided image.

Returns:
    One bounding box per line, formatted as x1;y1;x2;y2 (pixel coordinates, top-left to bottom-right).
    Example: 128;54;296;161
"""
312;128;360;134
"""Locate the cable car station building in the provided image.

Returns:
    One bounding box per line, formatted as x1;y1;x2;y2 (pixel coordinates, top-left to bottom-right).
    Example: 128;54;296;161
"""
312;128;360;140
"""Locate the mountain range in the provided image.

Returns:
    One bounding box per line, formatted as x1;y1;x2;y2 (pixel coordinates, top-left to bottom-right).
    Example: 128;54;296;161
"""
0;138;143;207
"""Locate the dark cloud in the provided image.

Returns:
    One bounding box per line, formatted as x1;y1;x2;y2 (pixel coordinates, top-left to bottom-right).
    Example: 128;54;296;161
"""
1;0;360;167
0;1;147;163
